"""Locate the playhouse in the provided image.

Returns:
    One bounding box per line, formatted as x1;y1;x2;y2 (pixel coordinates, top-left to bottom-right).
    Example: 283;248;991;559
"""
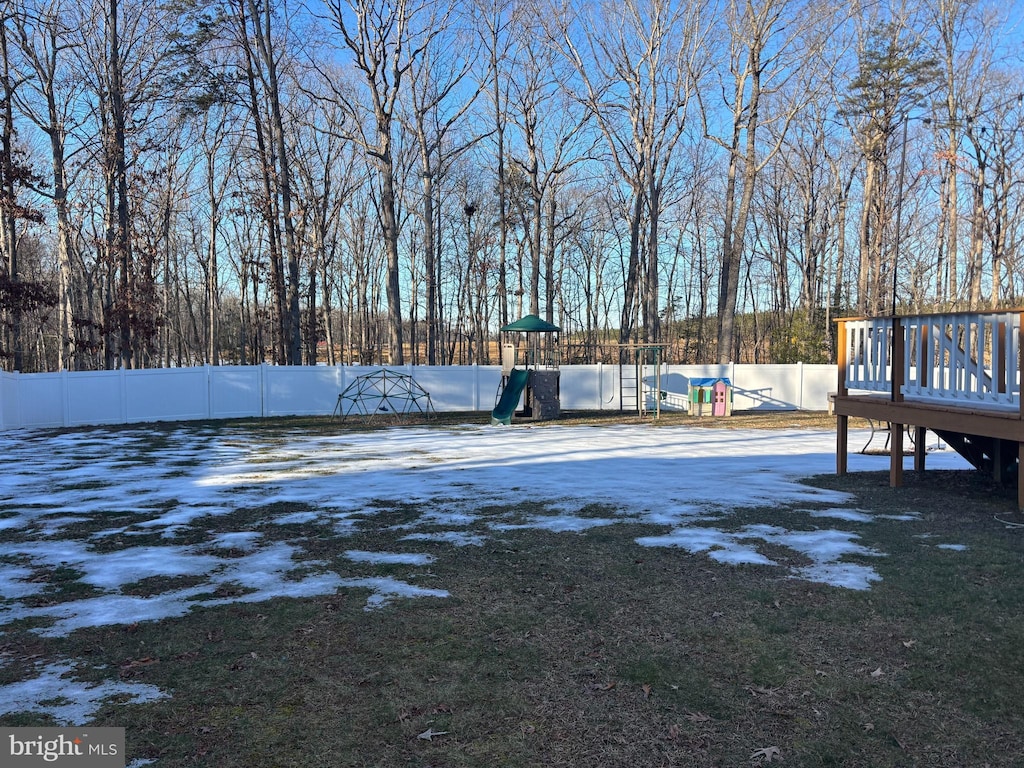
492;314;561;424
689;377;733;417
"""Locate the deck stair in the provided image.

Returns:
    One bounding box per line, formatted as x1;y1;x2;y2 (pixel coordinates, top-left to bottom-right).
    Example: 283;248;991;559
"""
933;430;1019;478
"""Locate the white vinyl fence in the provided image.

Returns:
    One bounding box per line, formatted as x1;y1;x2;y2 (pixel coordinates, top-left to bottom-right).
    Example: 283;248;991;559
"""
0;363;837;431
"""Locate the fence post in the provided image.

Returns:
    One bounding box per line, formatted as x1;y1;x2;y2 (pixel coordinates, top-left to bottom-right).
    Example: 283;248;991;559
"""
259;364;267;418
205;365;213;419
797;361;804;410
119;367;128;424
61;369;70;428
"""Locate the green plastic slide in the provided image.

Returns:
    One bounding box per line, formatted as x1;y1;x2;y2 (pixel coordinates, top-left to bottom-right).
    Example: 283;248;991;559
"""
491;368;530;425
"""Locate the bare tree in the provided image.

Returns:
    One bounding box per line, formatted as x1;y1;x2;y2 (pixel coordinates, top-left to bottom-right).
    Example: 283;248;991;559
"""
73;0;173;368
9;0;90;370
230;0;303;363
705;0;838;363
195;103;241;364
507;11;593;322
290;82;360;365
475;0;518;331
174;0;306;364
552;0;707;347
972;85;1024;304
320;0;454;365
401;7;480;364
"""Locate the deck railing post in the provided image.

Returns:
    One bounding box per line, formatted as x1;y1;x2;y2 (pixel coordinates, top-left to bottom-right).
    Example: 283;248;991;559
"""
997;321;1007;395
919;322;929;390
891;317;904;403
1019;311;1024;418
890;317;905;488
836;320;848;475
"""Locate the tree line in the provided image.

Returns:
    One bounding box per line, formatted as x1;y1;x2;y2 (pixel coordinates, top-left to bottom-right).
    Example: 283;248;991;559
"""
0;0;1021;372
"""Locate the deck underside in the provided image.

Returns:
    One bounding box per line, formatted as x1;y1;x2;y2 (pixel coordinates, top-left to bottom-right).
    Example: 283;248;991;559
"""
833;395;1024;510
833;395;1024;441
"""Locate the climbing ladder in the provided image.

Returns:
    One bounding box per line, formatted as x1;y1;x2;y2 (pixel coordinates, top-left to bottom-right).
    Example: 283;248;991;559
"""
618;343;669;418
618;346;640;415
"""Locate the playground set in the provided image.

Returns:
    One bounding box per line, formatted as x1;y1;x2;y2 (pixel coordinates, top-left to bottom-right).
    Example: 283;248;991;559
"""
617;343;732;419
329;322;734;426
491;314;561;425
333;369;435;422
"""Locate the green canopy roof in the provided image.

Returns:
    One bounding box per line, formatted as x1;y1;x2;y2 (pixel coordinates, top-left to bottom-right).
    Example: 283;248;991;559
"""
500;314;561;333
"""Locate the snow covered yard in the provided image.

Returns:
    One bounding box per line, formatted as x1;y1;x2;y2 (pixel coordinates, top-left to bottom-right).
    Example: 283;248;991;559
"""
0;418;985;764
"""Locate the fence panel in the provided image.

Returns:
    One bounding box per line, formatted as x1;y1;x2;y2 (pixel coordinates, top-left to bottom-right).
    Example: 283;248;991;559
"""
560;364;616;410
210;366;263;419
66;370;125;426
263;365;346;417
125;368;210;423
10;371;62;428
408;366;496;411
0;371;17;429
1;363;838;431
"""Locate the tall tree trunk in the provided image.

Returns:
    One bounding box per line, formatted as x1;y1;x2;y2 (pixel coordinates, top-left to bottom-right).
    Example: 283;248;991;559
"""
421;171;437;363
0;20;20;371
379;163;404;364
857;154;878;315
107;0;131;369
970;160;985;307
945;128;960;304
717;41;763;363
619;189;643;344
544;191;556;324
645;179;661;344
206;168;219;365
530;181;541;316
251;0;300;364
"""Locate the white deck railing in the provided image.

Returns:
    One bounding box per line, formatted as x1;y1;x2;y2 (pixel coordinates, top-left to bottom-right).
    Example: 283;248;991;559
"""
841;311;1022;411
843;320;894;394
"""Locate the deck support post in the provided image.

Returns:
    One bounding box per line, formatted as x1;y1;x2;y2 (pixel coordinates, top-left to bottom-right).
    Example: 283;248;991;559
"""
890;423;904;487
836;321;848;475
1019;441;1024;512
914;426;926;473
837;416;848;474
993;440;1005;484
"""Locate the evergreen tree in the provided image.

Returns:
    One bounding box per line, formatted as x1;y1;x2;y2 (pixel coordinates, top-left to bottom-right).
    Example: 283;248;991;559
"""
840;20;939;315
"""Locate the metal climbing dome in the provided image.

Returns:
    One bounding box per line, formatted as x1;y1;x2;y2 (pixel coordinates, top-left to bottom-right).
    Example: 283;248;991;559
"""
332;369;435;422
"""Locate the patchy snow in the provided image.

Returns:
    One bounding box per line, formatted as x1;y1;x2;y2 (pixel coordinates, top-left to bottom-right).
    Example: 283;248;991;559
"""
400;531;487;547
345;550;435;565
636;521;885;588
807;507;875;523
0;421;971;729
936;543;968;551
337;577;450;610
0;660;167;724
490;514;618;533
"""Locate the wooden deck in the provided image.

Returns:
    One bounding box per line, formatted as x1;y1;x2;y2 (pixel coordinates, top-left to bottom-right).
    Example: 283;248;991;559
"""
834;310;1024;510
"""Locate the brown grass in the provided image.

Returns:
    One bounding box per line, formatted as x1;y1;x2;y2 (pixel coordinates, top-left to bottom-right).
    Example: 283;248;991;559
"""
2;411;1022;767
